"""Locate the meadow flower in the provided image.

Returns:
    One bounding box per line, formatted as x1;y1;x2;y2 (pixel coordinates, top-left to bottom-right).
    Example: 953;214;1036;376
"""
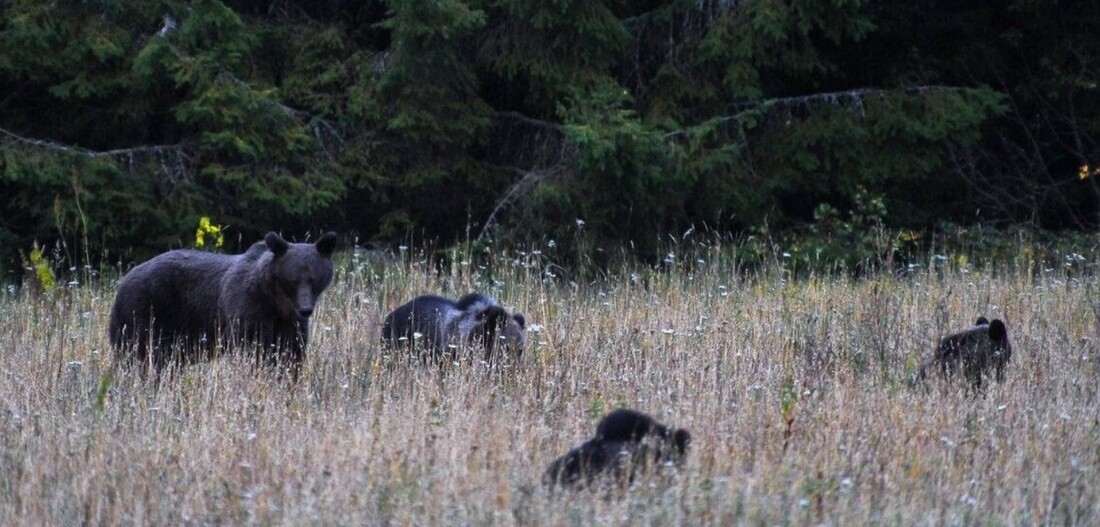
194;216;225;249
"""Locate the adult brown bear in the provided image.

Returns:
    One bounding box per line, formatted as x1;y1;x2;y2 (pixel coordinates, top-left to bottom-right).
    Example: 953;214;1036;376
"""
109;231;337;380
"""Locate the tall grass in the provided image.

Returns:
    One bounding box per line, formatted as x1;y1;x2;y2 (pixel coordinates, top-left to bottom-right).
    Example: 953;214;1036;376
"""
1;243;1098;525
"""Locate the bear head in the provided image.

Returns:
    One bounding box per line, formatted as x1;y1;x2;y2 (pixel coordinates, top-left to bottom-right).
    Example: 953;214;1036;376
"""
264;231;337;320
475;305;526;362
987;318;1011;358
971;317;1011;359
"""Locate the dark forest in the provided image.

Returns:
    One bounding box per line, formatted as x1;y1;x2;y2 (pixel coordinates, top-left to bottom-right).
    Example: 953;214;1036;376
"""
1;0;1096;272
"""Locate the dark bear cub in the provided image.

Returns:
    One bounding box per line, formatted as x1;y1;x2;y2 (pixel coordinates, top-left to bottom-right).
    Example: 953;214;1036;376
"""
109;231;337;380
381;293;526;363
917;316;1013;389
543;408;692;490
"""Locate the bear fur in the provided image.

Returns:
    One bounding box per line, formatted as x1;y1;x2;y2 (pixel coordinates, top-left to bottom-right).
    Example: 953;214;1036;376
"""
916;316;1013;389
543;408;692;490
108;231;337;379
381;293;526;363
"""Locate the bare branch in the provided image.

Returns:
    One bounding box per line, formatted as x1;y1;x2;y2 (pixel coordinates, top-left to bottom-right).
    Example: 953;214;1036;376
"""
0;126;194;183
493;111;566;134
476;167;550;242
662;86;972;142
474;112;580;241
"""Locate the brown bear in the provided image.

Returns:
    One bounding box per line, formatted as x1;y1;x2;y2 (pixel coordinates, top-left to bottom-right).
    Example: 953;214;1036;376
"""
916;316;1013;389
543;408;692;491
381;293;526;363
108;231;337;380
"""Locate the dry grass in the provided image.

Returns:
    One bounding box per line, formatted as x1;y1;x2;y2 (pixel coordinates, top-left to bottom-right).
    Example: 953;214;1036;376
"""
1;245;1098;526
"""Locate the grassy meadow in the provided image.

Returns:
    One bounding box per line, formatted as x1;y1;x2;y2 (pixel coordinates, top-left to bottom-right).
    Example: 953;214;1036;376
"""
1;243;1099;525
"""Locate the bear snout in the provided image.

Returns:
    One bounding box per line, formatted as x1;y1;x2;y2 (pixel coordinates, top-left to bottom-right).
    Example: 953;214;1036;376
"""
294;284;316;318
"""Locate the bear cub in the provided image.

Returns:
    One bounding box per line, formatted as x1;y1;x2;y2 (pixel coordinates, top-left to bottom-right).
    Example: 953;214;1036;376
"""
543;408;692;490
381;293;526;363
109;231;337;379
917;316;1013;389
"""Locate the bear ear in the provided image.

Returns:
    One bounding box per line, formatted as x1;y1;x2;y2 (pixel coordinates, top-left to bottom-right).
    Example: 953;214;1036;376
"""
988;319;1007;341
315;231;337;257
512;313;526;328
265;232;289;257
975;317;989;326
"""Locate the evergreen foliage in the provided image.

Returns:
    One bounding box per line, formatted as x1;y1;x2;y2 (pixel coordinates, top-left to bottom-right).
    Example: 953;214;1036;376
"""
0;0;1096;273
